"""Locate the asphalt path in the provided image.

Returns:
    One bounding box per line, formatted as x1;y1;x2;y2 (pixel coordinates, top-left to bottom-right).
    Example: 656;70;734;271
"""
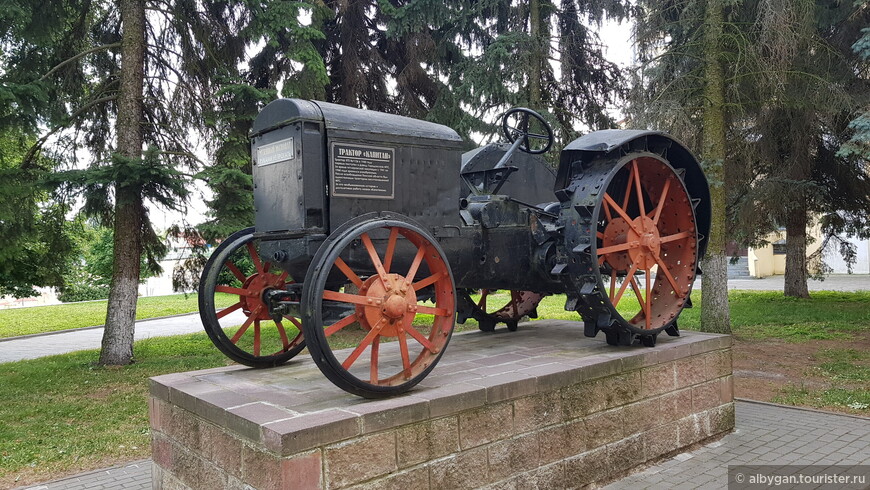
1;274;867;364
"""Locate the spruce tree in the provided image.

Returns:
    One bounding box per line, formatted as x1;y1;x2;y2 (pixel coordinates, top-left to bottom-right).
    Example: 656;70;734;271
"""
0;0;269;364
730;0;870;297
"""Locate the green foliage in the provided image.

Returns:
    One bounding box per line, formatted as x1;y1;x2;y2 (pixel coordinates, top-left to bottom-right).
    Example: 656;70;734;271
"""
837;28;870;161
57;224;168;302
632;0;870;293
57;273;110;302
0;132;76;297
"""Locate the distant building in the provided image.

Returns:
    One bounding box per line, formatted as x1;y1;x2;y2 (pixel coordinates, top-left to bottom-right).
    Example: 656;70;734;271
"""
748;224;870;277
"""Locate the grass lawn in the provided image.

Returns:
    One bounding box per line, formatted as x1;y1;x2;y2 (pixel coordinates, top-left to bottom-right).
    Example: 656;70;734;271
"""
0;289;868;486
532;289;870;341
0;293;237;339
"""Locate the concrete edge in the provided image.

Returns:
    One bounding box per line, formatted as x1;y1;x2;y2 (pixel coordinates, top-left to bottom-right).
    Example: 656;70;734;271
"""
735;397;870;421
0;312;200;343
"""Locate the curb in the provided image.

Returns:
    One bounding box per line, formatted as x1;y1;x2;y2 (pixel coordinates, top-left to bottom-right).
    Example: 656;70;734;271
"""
0;312;201;343
735;397;870;421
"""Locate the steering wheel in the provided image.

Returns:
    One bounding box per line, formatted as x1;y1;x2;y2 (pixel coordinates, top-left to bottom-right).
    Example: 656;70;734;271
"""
501;107;554;155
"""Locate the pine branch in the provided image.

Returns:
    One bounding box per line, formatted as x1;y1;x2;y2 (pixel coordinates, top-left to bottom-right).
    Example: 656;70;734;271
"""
22;95;118;169
40;43;122;81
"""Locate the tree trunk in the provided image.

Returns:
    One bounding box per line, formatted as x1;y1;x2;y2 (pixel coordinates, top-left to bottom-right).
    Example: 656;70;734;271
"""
99;0;145;365
528;0;543;109
783;209;810;298
699;0;731;334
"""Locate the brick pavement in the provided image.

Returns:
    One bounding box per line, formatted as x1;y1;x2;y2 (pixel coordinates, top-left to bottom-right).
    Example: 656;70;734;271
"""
18;460;151;490
19;400;869;489
603;401;870;490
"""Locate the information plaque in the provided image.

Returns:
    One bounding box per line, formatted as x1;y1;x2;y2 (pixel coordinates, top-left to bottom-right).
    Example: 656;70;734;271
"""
330;142;395;199
256;137;295;167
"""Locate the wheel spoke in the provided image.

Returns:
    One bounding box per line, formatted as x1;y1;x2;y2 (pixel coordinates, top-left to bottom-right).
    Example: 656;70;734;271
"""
277;270;289;282
405;324;435;352
231;307;259;343
613;263;639;307
652;178;672;224
253;320;261;356
224;261;246;283
383;227;399;273
651;250;682;294
246;242;264;273
334;257;364;288
602;196;616;222
216;301;243;319
660;230;693;243
610;269;617;301
629;276;646;314
597;241;639;256
361;232;389;283
645;268;652;330
603;193;643;235
396;327;412;379
413;271;444;291
632;160;646;217
416;304;451;316
622;166;635;210
284;315;302;329
323;290;372;307
275;320;290;348
215;285;254;297
478;289;489;309
405;246;426;283
370;336;380;383
324;313;359;336
525;131;549;139
342;318;384;370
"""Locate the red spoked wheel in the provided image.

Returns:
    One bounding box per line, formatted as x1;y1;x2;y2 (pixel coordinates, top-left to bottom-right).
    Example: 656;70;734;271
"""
199;227;305;367
301;215;456;398
595;155;698;345
460;289;545;332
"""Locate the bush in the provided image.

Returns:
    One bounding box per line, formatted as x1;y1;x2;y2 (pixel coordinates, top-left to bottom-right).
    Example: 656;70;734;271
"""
58;266;109;302
57;282;109;302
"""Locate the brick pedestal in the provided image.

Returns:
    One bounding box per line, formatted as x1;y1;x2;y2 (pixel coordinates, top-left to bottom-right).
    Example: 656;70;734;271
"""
149;320;734;489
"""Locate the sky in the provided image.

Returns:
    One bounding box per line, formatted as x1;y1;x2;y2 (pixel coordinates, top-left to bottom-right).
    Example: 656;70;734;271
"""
148;18;638;231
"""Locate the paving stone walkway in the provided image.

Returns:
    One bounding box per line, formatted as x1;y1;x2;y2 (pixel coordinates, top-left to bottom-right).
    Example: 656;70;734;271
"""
604;401;870;490
18;460;151;490
18;400;869;489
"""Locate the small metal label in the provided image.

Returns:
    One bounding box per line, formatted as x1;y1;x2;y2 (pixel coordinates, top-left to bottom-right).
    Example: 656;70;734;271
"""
330;142;395;199
256;137;295;167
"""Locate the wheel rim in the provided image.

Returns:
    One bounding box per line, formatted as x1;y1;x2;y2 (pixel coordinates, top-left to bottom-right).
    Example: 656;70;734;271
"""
200;229;304;365
304;220;455;393
595;156;697;332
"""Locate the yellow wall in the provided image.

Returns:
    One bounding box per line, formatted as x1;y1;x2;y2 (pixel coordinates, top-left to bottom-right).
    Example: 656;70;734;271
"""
747;223;824;278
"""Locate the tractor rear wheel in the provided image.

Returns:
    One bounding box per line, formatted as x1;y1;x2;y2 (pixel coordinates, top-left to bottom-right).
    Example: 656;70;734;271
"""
564;150;700;345
594;154;698;339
